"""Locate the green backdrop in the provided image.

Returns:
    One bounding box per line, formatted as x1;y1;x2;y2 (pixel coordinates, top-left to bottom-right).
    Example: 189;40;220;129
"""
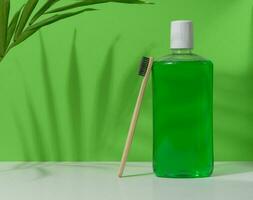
0;0;252;161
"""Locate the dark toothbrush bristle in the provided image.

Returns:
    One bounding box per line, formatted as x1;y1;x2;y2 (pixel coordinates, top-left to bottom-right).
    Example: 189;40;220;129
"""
139;56;150;76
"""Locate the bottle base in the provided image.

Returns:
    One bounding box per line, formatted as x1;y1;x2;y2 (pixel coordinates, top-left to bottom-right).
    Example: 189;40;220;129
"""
154;170;213;178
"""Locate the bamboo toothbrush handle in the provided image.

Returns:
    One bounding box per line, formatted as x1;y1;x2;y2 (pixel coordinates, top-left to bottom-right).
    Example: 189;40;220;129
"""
118;57;153;177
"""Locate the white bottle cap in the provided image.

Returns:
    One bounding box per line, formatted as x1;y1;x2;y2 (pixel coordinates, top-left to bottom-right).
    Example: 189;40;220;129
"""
170;20;193;49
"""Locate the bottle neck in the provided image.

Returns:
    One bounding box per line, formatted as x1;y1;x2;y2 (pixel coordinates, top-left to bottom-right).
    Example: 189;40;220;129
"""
171;48;192;55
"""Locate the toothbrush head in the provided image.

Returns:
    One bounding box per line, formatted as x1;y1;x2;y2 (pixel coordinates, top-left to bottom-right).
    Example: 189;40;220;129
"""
138;56;152;76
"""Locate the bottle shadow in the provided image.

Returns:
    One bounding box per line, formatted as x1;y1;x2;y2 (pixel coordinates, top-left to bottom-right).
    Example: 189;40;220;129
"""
213;162;253;177
214;71;253;160
213;7;253;161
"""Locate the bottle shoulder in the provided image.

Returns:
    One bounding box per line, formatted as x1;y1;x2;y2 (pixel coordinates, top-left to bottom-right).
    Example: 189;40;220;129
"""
154;53;213;64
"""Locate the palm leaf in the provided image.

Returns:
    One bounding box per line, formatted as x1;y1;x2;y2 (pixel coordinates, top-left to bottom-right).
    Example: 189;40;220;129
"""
14;0;38;41
112;0;150;4
46;0;107;13
28;8;97;30
46;0;148;13
11;29;38;48
29;0;60;25
0;0;149;62
0;0;10;57
6;5;23;48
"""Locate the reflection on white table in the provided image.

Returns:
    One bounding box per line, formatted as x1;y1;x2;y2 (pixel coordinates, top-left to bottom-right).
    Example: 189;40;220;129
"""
0;162;252;200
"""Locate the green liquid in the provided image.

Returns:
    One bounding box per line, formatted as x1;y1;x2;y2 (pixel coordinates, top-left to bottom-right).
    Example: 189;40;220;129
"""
152;52;213;178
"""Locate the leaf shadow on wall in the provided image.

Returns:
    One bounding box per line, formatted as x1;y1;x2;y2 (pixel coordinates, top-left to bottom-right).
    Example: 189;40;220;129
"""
11;61;48;161
0;163;52;180
213;7;253;162
24;88;48;161
12;31;155;161
91;35;121;160
92;37;155;160
39;33;62;161
11;107;31;161
37;31;85;161
67;30;84;161
12;32;83;162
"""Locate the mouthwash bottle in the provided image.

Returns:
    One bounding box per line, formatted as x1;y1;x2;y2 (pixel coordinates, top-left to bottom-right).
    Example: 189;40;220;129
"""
152;20;213;178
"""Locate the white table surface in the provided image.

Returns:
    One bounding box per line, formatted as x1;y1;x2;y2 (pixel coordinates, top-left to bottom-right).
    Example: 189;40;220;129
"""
0;162;252;200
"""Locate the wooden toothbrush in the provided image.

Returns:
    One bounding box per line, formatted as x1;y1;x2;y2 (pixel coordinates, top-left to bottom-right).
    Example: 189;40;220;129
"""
118;56;154;178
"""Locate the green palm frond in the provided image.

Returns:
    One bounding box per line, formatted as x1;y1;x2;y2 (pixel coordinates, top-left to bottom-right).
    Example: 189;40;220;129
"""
14;0;38;40
46;0;107;13
46;0;148;14
0;0;10;57
28;8;97;30
7;5;23;48
0;0;151;62
29;0;60;25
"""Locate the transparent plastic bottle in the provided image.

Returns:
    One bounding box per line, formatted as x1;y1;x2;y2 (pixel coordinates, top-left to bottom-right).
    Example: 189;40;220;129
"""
152;21;213;178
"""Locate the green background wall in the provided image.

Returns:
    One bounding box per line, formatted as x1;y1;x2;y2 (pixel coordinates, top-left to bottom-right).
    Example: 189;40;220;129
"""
0;0;252;161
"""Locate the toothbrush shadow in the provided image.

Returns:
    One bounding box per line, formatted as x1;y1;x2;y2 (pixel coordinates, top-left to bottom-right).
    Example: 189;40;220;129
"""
213;162;253;177
109;46;155;159
122;172;153;178
113;47;155;126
